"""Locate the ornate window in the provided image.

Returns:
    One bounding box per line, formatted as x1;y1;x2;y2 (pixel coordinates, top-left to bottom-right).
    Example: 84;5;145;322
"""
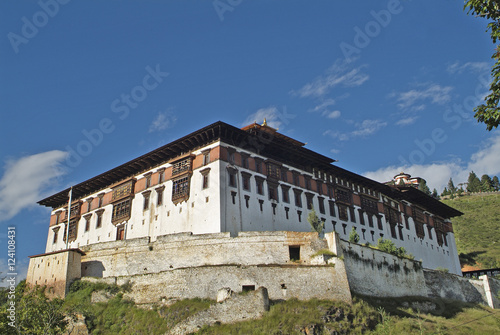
63;218;78;242
112;180;134;202
69;202;81;219
112;198;132;224
335;187;352;205
172;158;191;176
172;176;190;203
337;204;348;221
361;197;378;214
266;162;281;180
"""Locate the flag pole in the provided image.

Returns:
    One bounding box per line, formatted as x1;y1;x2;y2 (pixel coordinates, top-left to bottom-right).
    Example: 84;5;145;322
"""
65;187;72;250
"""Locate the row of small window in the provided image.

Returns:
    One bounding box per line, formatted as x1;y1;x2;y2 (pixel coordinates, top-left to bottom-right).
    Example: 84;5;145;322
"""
228;150;379;199
52;211;104;244
229;190;387;229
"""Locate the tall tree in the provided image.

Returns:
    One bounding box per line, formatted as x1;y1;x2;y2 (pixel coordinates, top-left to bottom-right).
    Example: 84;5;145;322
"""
447;177;457;194
418;179;431;195
464;1;500;130
480;174;494;191
467;171;482;192
432;188;440;199
493;175;500;191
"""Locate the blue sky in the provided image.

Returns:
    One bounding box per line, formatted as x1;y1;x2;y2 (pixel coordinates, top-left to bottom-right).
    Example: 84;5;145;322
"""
1;0;499;283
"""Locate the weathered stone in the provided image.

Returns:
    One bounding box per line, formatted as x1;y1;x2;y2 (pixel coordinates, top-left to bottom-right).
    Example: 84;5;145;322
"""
216;287;234;303
168;287;270;335
63;313;88;335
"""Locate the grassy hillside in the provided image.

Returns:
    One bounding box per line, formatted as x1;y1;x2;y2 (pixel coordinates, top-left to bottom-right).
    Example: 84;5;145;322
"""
3;281;499;334
442;193;500;268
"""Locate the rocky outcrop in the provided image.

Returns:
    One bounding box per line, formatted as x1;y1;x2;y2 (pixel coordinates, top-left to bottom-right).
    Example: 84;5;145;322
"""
168;287;270;335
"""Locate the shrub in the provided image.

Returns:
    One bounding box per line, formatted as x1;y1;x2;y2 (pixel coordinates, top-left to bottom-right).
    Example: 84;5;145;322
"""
349;227;360;243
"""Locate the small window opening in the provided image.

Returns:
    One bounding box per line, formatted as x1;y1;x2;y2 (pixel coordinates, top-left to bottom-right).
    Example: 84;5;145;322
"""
242;285;255;292
289;246;300;261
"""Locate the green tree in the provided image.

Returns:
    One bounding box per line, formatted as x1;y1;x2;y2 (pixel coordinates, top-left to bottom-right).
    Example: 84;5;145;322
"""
432;188;440;199
15;286;68;335
493;175;500;191
464;1;500;130
447;177;457;194
418;179;431;195
441;187;449;197
349;227;360;243
467;171;482;192
307;209;323;235
480;174;494;191
377;238;409;258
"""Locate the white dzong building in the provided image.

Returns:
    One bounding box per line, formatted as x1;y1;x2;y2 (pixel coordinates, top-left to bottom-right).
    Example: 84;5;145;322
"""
29;121;463;297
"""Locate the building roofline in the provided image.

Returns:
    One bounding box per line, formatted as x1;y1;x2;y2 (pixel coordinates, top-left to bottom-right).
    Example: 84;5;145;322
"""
38;121;333;208
38;121;462;219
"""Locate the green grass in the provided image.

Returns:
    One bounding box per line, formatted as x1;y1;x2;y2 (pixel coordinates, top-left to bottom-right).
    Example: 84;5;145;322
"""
4;280;499;334
197;298;380;334
442;193;500;268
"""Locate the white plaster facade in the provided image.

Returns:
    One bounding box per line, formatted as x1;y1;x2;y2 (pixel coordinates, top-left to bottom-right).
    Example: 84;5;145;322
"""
38;121;463;278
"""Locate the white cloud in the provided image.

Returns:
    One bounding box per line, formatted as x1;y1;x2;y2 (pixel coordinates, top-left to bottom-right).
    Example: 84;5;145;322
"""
447;61;490;75
330;148;340;154
363;134;500;192
307;99;336;113
467;134;500;176
351;119;387;137
149;110;177;133
364;163;464;192
242;106;295;130
323;110;341;119
292;59;369;98
0;150;67;222
323;119;387;141
391;83;453;112
395;116;418;126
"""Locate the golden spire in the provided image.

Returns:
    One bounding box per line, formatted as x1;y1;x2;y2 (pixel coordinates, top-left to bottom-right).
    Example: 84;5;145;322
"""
262;118;267;126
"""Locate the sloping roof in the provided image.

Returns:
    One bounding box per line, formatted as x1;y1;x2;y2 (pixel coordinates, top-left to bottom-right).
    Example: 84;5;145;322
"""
38;121;333;208
38;121;462;219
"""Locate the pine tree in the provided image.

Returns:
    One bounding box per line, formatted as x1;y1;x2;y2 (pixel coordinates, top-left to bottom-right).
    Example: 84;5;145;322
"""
480;174;494;192
493;176;500;191
432;188;439;199
467;171;481;193
418;180;431;195
447;178;457;194
441;187;449;197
